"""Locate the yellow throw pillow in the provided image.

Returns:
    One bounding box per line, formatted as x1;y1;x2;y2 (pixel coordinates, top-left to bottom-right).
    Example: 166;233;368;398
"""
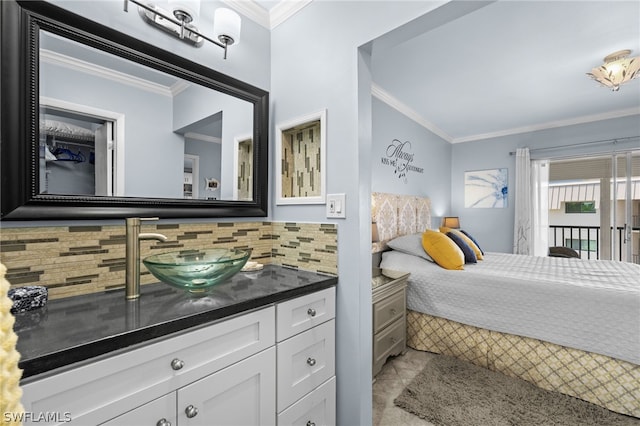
422;230;465;270
439;227;484;260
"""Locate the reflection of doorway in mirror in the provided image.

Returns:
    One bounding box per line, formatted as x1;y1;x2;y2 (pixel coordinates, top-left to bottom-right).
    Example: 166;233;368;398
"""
235;137;253;201
184;154;199;199
39;98;124;197
40;111;112;196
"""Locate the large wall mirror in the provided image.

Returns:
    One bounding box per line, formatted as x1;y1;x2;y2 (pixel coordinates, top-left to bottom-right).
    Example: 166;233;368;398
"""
1;0;269;220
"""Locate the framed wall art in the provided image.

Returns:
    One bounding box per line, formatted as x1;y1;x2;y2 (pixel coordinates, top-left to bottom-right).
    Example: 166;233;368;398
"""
464;168;508;208
275;109;327;205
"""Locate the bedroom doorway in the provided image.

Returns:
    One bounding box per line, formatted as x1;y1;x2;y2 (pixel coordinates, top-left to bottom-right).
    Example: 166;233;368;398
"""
548;150;640;263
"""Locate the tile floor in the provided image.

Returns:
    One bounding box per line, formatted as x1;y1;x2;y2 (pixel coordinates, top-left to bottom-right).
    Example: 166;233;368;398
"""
372;348;436;426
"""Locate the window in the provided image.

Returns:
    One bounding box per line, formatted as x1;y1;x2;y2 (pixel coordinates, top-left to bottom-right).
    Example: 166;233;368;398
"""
565;201;596;213
565;238;597;252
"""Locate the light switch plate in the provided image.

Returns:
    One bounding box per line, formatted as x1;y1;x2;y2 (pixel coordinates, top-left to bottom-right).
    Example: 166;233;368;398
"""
326;193;346;218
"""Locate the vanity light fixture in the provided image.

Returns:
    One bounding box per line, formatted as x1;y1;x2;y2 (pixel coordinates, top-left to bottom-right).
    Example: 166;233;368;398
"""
123;0;241;59
586;49;640;91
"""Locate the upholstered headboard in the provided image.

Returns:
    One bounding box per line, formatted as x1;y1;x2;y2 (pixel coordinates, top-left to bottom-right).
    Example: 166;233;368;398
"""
371;192;431;253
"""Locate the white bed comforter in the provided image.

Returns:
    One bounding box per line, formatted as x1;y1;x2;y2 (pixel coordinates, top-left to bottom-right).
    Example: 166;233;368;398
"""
380;251;640;365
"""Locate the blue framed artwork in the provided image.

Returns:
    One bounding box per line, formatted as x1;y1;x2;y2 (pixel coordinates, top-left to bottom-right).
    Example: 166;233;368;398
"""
464;168;508;208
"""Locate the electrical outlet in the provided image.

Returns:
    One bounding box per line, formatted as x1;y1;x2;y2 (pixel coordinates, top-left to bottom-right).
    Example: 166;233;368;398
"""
326;193;346;218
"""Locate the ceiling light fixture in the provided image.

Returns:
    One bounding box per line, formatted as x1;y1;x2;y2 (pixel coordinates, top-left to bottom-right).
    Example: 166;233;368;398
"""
123;0;241;59
587;49;640;91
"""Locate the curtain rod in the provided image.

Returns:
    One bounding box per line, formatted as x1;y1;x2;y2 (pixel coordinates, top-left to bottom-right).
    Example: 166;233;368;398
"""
508;135;639;156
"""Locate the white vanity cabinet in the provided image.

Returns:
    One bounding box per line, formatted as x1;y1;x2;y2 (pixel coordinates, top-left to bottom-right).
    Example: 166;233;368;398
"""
276;287;336;426
100;348;276;426
20;287;336;426
21;306;276;426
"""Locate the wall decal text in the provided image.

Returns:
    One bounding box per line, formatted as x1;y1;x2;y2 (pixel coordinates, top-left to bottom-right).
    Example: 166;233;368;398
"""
381;139;424;183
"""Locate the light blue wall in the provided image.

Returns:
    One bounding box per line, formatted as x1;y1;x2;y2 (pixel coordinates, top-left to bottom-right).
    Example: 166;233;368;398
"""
372;98;452;217
269;2;446;424
451;114;640;253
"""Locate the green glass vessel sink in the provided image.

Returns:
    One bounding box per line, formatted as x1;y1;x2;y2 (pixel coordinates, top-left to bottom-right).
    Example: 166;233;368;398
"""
143;248;250;292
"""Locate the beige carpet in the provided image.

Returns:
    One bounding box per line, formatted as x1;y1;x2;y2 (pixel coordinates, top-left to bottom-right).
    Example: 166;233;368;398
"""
394;354;640;426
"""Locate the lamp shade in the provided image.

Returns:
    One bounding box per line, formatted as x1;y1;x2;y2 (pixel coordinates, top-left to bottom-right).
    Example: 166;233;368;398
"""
587;50;640;91
442;217;460;229
372;222;380;243
214;8;241;46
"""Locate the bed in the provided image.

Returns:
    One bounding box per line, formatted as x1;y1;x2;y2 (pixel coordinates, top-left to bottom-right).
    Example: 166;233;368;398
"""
371;192;640;418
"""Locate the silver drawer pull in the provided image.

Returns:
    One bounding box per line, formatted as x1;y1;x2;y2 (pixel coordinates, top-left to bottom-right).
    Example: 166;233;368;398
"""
156;419;171;426
307;308;317;317
185;405;198;418
307;357;317;366
306;422;316;426
390;308;397;315
171;358;185;370
390;337;397;344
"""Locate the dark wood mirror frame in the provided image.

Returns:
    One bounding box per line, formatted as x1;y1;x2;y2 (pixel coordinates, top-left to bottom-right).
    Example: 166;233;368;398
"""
1;0;269;220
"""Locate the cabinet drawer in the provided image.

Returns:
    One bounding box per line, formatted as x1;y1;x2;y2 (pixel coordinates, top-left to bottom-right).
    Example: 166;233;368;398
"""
178;347;276;426
277;376;336;426
21;306;275;426
277;287;335;342
99;393;176;426
373;317;405;370
372;288;405;333
277;320;335;412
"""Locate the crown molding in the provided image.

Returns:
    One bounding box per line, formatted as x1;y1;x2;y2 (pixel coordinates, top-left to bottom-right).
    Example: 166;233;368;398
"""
223;0;312;29
270;0;312;28
184;132;222;144
222;0;271;29
372;82;640;145
170;80;191;97
451;107;640;143
40;49;173;97
371;83;453;143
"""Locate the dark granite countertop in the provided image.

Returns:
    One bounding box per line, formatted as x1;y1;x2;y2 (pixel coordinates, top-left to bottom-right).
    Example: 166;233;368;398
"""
14;265;337;380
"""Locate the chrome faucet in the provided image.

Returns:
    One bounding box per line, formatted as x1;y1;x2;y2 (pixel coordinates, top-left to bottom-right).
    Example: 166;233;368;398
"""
125;217;168;300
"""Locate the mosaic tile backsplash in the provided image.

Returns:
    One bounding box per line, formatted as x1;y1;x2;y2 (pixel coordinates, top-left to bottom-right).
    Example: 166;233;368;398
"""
0;221;337;300
281;120;322;198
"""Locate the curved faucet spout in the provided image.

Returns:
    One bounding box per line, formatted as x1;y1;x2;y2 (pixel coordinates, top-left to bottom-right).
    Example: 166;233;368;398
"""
139;233;168;242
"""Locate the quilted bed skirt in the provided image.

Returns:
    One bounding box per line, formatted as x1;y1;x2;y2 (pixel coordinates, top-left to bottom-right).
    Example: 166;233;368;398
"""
406;310;640;418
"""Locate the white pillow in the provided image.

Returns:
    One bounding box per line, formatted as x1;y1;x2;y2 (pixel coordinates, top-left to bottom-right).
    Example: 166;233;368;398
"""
386;233;435;262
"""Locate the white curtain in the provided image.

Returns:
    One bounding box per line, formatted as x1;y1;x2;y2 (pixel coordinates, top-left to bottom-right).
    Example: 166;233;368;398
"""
513;148;532;254
531;159;549;256
513;148;549;256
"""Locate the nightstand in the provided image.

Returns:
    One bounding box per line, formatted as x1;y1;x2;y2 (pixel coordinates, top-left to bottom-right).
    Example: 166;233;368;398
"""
372;268;409;377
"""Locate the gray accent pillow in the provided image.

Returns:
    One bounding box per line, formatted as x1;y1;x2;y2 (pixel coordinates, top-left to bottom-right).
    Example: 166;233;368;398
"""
386;233;435;262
